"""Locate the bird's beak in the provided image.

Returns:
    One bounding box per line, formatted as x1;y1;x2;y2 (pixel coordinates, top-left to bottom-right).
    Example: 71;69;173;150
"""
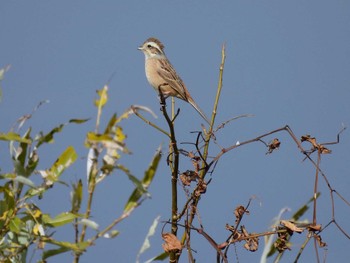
137;46;143;51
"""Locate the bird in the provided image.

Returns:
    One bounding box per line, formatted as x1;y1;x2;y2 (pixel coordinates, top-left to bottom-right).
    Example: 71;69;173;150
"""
138;37;210;124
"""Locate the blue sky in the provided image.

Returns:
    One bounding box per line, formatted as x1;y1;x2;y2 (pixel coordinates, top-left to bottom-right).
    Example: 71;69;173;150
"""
1;1;350;262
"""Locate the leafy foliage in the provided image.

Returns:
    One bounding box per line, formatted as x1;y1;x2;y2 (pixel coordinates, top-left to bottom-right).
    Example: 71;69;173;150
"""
0;85;160;262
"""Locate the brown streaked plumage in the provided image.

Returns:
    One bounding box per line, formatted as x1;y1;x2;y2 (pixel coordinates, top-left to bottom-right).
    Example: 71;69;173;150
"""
138;37;210;124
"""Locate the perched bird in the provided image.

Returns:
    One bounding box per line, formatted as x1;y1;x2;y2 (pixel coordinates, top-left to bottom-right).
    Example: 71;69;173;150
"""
138;37;210;124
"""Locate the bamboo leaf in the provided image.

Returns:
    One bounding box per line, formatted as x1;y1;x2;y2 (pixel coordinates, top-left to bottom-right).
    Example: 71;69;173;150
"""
69;118;90;124
36;124;64;148
124;146;161;213
42;247;71;260
104;113;118;135
0;174;36;188
9;216;24;234
36;119;88;148
12;175;36;188
145;252;169;262
42;212;79;227
143;145;162;187
292;192;320;221
94;85;108;108
0;132;32;143
41;237;89;256
71;179;83;213
49;146;77;180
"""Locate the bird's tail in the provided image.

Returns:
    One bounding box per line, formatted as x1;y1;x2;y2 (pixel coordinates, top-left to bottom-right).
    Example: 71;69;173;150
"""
188;98;210;125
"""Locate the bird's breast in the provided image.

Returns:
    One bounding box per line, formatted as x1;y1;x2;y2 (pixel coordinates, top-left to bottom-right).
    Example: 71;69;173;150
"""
145;58;165;90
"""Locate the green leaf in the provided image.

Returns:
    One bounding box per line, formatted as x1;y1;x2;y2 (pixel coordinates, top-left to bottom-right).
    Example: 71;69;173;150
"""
142;145;162;187
124;146;161;213
9;216;25;234
10;129;35;179
0;174;36;188
0;132;32;143
124;189;143;213
24;186;47;199
0;186;15;215
18;128;32;163
266;193;320;258
145;252;169;262
35;118;88;148
12;175;36;188
36;124;65;148
122;167;147;194
104;113;118;135
41;237;89;255
69;118;90;124
292;192;320;221
42;212;79;227
71;179;83;213
49;146;77;181
42;247;71;260
26;148;39;175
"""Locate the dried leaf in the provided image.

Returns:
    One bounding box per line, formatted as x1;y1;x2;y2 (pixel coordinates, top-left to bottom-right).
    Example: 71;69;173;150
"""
301;135;331;154
267;138;281;154
226;224;235;232
320;146;331;154
180;170;198;186
301;135;316;145
308;224;322;231
234;205;249;224
244;239;259;252
162;233;182;253
225;224;240;240
241;226;258;252
194;179;207;196
235;205;248;218
191;154;201;172
315;234;327;247
274;236;291;252
280;220;304;233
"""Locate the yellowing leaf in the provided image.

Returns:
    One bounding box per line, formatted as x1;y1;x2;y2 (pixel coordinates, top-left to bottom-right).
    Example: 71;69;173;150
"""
49;146;77;180
0;132;32;143
94;85;108;108
115;126;126;143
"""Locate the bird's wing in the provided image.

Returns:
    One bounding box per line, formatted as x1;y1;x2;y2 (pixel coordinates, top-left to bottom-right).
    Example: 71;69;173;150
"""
157;59;189;101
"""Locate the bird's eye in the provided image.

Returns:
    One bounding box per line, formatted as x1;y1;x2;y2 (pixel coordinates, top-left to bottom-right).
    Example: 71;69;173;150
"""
147;44;152;48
